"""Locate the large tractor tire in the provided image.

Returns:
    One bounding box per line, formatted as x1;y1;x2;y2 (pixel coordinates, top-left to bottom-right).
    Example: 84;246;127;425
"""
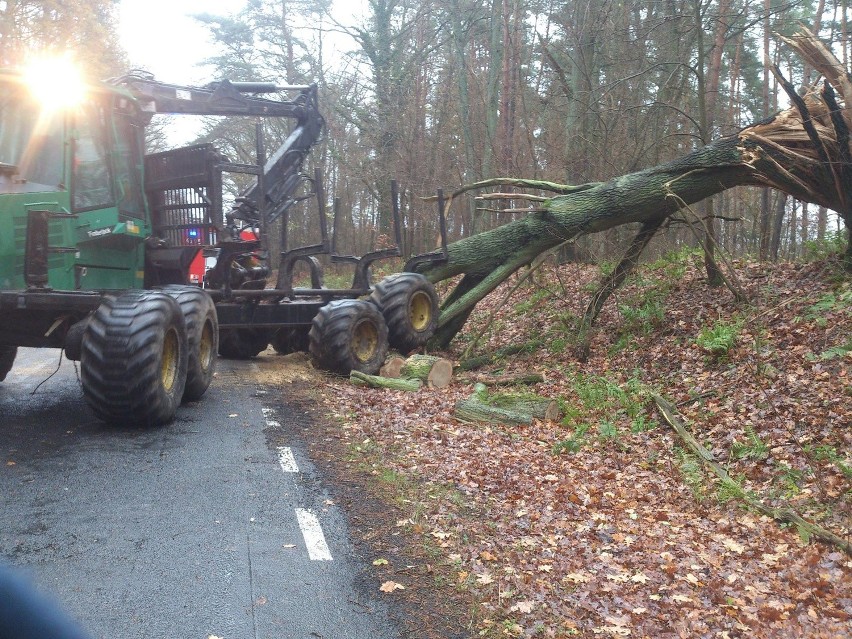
81;291;188;427
0;346;17;381
271;327;310;355
218;328;270;359
370;273;439;354
159;285;218;401
309;300;389;375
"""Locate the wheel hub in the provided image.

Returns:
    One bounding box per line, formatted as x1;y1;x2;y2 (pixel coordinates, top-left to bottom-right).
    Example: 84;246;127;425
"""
352;319;379;363
161;328;180;392
409;291;433;332
198;322;214;373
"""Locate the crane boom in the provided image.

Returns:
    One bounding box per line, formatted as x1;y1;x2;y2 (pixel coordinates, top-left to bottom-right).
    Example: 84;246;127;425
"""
115;73;325;227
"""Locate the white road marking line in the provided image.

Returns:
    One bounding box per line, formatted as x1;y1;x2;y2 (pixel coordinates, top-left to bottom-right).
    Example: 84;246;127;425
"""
262;408;274;417
277;446;299;473
295;508;333;561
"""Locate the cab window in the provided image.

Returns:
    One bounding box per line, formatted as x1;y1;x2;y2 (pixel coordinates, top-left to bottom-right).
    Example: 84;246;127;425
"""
111;101;145;220
72;100;113;211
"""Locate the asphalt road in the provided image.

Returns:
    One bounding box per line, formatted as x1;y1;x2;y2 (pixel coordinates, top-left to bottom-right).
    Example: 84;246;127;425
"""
0;348;399;639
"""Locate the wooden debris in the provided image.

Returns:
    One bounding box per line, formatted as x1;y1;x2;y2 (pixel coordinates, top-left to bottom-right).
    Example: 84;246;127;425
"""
457;341;543;371
653;394;851;556
454;384;562;424
379;356;406;378
400;354;454;388
350;370;422;391
467;372;545;387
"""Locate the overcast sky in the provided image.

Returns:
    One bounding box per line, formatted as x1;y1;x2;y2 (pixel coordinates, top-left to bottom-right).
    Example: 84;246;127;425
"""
118;0;247;85
116;0;366;145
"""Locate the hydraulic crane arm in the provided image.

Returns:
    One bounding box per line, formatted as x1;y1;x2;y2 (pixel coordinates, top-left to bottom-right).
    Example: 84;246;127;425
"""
114;72;325;228
113;73;318;120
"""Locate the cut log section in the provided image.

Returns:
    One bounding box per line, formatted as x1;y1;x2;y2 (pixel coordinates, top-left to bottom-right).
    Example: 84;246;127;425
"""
379;356;406;378
350;370;423;391
399;354;454;388
454;385;563;424
455;397;532;425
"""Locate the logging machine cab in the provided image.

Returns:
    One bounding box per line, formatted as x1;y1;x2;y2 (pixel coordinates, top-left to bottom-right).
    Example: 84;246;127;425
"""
0;59;324;295
0;60;149;291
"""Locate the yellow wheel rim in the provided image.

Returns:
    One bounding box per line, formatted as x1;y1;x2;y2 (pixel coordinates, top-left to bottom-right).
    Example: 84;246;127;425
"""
409;291;433;332
161;328;180;392
198;321;214;373
352;319;379;363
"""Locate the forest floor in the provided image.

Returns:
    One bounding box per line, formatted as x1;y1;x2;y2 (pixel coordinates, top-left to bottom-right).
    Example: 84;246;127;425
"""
285;248;851;638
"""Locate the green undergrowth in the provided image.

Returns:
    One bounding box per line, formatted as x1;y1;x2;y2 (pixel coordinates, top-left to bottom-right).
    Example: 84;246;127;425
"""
695;317;743;357
552;371;658;455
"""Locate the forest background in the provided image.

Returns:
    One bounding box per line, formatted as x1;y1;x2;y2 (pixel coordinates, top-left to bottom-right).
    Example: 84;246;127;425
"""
1;0;849;268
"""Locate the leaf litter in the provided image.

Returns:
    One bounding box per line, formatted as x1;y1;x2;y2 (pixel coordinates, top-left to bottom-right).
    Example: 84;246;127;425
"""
318;256;851;638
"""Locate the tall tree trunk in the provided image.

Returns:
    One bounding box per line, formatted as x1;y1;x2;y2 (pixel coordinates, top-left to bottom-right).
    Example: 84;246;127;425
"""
759;0;773;260
817;205;828;240
451;1;479;234
700;0;732;286
770;193;787;260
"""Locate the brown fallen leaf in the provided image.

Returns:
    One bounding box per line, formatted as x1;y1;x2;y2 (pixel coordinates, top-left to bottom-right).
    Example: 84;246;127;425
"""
379;580;405;593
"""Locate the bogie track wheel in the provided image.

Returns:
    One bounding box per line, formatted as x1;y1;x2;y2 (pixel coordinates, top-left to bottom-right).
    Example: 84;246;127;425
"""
370;273;439;354
309;300;389;375
159;285;219;401
271;327;310;355
218;328;270;359
81;291;189;427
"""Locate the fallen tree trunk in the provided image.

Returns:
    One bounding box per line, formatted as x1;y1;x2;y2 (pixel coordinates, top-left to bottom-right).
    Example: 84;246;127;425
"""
414;28;850;349
653;394;851;556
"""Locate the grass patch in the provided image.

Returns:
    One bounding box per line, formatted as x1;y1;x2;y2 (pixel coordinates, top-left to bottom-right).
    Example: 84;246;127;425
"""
617;293;666;336
555;372;655;453
514;288;551;314
802;231;848;262
676;448;708;502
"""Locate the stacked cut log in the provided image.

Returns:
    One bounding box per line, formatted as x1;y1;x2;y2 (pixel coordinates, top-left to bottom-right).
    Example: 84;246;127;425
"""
350;354;454;390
